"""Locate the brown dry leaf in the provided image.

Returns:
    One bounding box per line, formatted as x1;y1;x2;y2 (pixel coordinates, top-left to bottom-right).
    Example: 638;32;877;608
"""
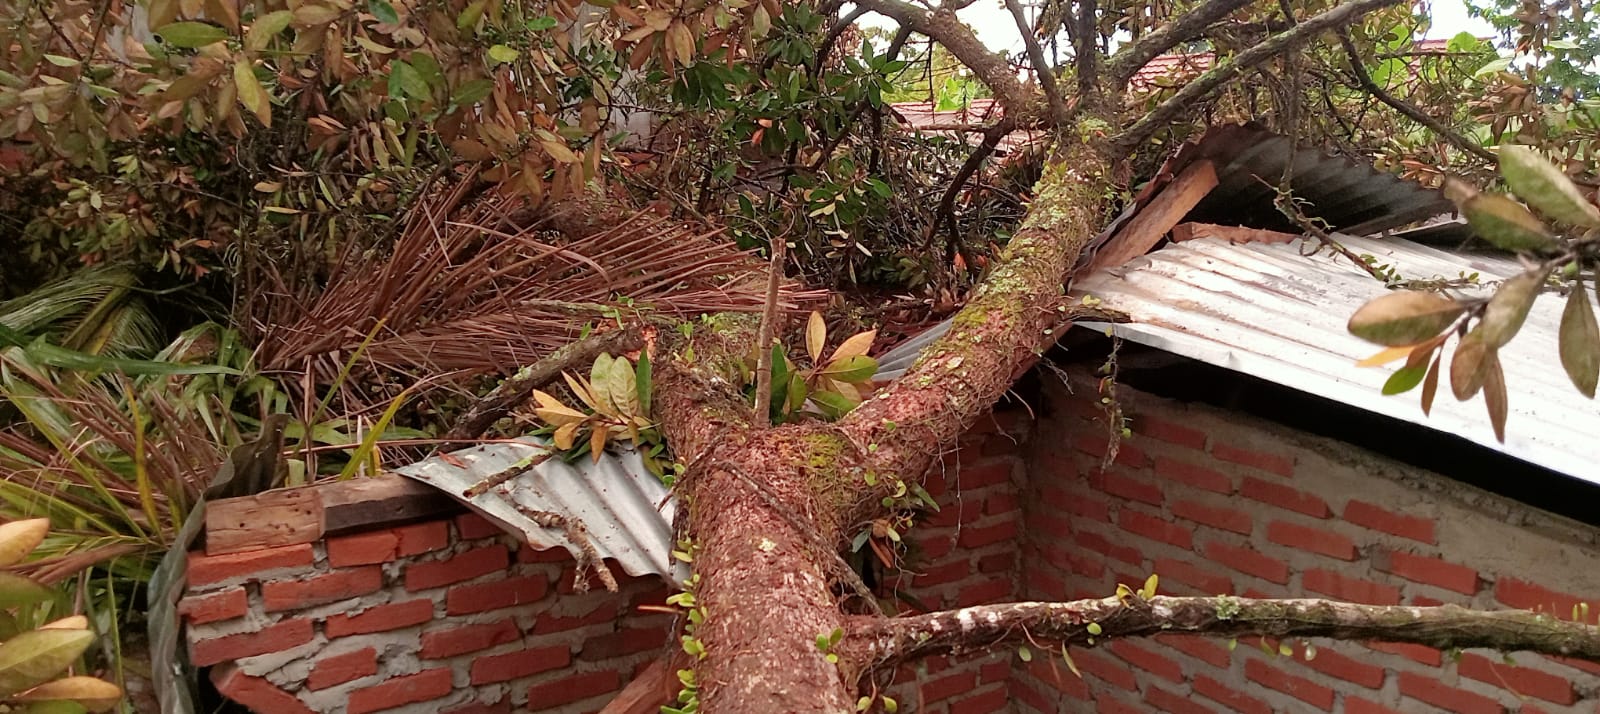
829;329;876;363
589;425;607;462
1483;349;1508;442
1559;277;1600;397
1450;331;1490;401
1421;352;1442;416
553;422;579;450
806;311;826;362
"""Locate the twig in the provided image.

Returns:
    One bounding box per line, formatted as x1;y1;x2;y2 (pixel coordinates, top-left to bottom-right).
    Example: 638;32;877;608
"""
752;232;787;425
1337;30;1497;164
1113;0;1407;152
924;119;1016;261
512;504;619;592
1004;0;1068;124
1107;0;1256;87
441;328;644;442
462;451;554;498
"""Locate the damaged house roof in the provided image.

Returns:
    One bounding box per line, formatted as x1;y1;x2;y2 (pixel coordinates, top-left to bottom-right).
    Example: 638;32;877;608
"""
400;123;1600;585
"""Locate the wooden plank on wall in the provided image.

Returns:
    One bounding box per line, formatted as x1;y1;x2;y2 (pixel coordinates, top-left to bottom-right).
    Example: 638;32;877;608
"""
202;474;462;555
1088;160;1219;274
205;487;323;555
1172;221;1302;245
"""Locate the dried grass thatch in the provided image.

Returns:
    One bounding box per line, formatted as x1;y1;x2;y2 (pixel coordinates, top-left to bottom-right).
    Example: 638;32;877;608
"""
251;177;824;391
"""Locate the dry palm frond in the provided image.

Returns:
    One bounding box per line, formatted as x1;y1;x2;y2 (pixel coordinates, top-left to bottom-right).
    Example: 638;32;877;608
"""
253;179;825;392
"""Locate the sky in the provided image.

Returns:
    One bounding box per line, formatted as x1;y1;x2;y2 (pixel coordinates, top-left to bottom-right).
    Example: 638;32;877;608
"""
859;0;1499;59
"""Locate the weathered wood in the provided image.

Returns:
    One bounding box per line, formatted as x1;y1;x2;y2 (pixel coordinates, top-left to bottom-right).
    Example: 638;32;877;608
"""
1172;221;1302;245
597;655;684;714
1088;159;1218;273
202;474;461;555
319;474;461;536
204;488;323;555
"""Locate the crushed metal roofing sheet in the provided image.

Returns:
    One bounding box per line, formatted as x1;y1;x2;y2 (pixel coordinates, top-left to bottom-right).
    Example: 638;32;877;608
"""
1074;232;1600;480
395;439;686;581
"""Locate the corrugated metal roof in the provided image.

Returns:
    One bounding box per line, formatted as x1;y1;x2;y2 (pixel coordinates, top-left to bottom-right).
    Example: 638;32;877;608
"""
1074;231;1600;480
395;439;687;582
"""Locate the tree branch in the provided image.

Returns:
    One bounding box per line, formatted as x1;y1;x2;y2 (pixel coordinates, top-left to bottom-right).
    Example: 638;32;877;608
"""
848;596;1600;668
853;0;1037;116
1112;0;1405;151
440;327;644;442
1105;0;1256;88
1073;0;1099;95
924;118;1017;260
1336;30;1497;164
1004;0;1068;124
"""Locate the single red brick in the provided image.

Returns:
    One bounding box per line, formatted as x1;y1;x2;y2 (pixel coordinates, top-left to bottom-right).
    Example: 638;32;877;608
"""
1398;670;1507;714
1153;457;1233;494
1266;521;1357;560
1146;685;1219;714
1134;414;1207;450
1366;641;1442;666
948;685;1009;714
958;461;1014;488
1027;568;1069;600
470;645;571;684
1096;696;1148;714
1458;653;1575;705
1302;569;1400;605
261;567;383;612
1118;509;1193;549
980;660;1009;684
420;618;521;659
1029;511;1074;541
1172;499;1253;535
1344;696;1404;714
921;671;977;703
1193;674;1272;714
177;587;247;625
1495;577;1586;615
1155;634;1231;668
1071;650;1137;691
1554;654;1600;676
455;512;502;540
1378;550;1478;595
977;551;1014;573
1295;647;1385;688
957;578;1011;606
580;627;669;660
326;531;399;567
1013;680;1056;712
1240;477;1329;518
190;618;314;666
325;598;434;638
307;647;377;691
526;670;621;708
1109;640;1183;682
1153;558;1233;595
1245;658;1334;710
1343;501;1435;544
406;545;510;592
1101;473;1164;506
446;574;549;615
984;491;1018;517
395;520;452;556
349;668;453;714
188;544;314;587
532;601;619;634
958;520;1018;549
1203;541;1289;584
1022;656;1090;698
1074;530;1143;566
210;663;314;714
1212;443;1294;477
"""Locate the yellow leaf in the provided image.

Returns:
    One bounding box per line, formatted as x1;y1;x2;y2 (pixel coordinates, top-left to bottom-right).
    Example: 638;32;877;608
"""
245;10;294;52
553;422;579;450
806;311;826;363
293;4;342;26
0;519;48;568
540;139;579;164
253;181;282;193
828;329;876;363
535;406;589;426
14;676;122;712
668;21;694;66
531;389;569;412
1355;344;1418;367
232;61;271;127
564;372;601;412
39;616;88;631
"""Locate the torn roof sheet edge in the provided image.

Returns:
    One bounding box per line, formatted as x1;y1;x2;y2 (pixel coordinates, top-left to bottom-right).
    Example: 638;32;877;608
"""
395;438;688;582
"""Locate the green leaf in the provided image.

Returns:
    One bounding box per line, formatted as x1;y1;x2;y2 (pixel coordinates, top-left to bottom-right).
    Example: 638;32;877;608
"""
487;44;520;65
456;0;486;33
635;351;652;417
1382;364;1428;395
1462;193;1558;252
388;60;431;100
1500;145;1600;228
1478;270;1544;347
0;327;239;377
1559;278;1600;398
526;15;558;31
155;21;230;49
245;10;294;52
368;0;399;24
1347;291;1466;346
408;52;444;90
1473;56;1512;77
42;55;79;68
0;630;95;698
451;79;495;106
819;355;877;383
0;573;53;608
810;389;857;419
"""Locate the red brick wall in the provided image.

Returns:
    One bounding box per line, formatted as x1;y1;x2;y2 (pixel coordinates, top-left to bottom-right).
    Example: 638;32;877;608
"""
1013;369;1600;714
182;512;673;713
